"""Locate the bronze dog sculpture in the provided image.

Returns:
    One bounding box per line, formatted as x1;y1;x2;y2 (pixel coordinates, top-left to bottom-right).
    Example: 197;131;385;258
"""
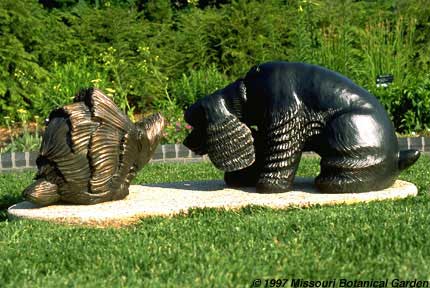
23;88;165;206
184;62;420;193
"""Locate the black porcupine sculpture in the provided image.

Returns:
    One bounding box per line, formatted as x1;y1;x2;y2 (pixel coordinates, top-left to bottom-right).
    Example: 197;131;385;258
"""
23;88;165;206
183;62;420;193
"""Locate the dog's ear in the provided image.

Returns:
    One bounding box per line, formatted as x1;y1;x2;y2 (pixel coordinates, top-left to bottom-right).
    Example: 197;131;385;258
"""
185;81;255;171
199;82;255;172
206;113;255;172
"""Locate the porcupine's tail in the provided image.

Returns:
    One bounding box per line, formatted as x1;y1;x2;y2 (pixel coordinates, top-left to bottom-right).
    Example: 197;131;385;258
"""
398;149;420;171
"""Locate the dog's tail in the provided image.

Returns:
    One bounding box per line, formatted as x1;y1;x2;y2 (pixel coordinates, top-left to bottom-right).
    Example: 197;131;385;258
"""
398;149;420;171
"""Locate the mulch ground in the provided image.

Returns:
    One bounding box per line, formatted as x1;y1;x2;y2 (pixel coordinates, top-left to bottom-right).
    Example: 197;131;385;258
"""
0;123;42;149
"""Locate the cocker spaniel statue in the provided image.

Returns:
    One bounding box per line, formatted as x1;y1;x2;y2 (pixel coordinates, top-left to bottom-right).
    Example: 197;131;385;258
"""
183;62;420;193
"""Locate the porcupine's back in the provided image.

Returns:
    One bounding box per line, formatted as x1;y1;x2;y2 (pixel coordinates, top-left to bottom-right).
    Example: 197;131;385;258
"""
23;89;139;205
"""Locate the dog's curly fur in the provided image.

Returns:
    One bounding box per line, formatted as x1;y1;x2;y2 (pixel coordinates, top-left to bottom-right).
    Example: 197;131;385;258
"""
184;62;420;193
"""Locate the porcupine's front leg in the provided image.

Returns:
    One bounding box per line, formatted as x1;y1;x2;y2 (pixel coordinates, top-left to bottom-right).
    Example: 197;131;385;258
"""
256;108;307;193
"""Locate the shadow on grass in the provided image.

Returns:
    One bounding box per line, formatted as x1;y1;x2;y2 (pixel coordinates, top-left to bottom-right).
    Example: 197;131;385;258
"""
145;180;227;191
0;211;8;221
143;177;317;193
0;194;23;221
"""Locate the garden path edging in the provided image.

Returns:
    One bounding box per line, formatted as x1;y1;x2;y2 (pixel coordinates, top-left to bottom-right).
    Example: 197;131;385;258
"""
1;137;429;172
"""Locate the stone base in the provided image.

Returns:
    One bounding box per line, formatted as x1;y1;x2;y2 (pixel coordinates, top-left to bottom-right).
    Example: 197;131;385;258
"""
8;177;417;227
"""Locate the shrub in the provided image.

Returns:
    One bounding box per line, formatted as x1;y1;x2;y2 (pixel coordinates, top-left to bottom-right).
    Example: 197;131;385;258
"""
31;58;111;118
0;112;42;153
168;65;229;109
0;0;48;123
96;45;168;119
158;65;229;143
157;101;192;144
355;16;417;88
1;0;430;137
173;0;289;77
371;74;430;134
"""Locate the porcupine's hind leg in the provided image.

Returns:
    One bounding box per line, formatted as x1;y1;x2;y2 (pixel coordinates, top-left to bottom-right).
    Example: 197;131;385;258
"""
22;179;60;206
255;108;307;193
315;112;399;193
22;158;61;206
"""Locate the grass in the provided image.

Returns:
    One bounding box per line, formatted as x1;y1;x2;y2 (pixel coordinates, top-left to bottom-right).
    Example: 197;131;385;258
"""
0;156;429;287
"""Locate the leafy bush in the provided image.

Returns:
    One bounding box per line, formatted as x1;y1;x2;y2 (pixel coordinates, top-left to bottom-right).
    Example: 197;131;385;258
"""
1;111;42;153
0;0;48;121
0;131;42;153
355;16;417;88
372;74;430;133
157;99;192;144
1;0;430;138
168;65;229;109
31;58;111;118
96;45;168;119
157;65;229;143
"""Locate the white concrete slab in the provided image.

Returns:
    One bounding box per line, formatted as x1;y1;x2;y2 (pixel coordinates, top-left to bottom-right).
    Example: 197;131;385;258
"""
8;177;418;227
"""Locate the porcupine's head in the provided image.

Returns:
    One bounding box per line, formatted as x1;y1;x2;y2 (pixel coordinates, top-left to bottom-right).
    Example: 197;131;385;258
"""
135;113;166;169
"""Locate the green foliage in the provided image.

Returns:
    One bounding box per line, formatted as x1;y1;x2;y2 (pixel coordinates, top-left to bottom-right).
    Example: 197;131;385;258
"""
1;0;430;138
155;96;192;144
155;65;228;143
60;5;172;116
289;0;320;63
97;45;168;119
169;65;229;109
0;0;48;121
372;74;430;133
0;111;42;153
0;131;42;153
142;0;173;22
205;0;288;76
32;58;111;118
356;16;417;87
172;0;289;76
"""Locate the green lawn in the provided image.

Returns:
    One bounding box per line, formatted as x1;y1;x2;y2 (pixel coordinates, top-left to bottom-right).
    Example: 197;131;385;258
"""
0;156;429;287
